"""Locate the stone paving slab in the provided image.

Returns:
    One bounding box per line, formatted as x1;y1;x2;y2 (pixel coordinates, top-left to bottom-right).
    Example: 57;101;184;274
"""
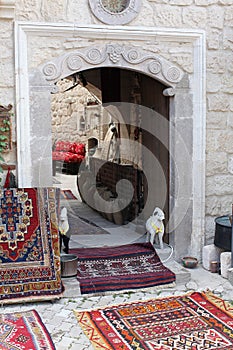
1;265;233;350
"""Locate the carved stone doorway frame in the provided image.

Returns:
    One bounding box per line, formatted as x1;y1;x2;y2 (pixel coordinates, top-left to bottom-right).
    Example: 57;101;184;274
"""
15;22;206;260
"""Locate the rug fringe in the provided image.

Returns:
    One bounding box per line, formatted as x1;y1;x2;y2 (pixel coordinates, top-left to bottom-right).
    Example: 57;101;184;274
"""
73;288;214;313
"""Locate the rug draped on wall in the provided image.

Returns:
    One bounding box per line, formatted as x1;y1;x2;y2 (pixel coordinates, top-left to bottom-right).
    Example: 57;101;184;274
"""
74;291;233;350
0;310;56;349
0;187;63;304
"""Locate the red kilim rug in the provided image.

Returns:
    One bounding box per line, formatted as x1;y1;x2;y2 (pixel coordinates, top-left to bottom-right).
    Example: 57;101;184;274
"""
0;309;56;349
70;242;175;294
74;291;233;350
0;188;63;304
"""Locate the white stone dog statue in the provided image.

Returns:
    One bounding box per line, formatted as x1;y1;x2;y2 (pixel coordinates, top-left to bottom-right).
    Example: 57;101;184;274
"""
146;207;165;249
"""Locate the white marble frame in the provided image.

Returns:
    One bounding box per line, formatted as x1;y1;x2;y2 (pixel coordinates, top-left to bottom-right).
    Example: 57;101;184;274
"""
14;22;206;259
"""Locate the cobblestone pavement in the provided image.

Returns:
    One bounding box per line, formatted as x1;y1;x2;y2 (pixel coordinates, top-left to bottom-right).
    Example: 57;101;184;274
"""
1;175;232;349
1;265;233;350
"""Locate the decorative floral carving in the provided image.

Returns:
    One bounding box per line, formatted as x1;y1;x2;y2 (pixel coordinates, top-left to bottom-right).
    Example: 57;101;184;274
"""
41;44;183;86
107;44;124;63
42;63;59;81
166;66;181;83
86;48;105;64
67;54;82;71
148;60;162;75
88;0;142;25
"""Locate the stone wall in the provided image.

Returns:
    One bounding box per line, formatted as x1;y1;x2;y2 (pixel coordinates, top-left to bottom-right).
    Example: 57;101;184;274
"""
0;0;233;245
51;79;100;145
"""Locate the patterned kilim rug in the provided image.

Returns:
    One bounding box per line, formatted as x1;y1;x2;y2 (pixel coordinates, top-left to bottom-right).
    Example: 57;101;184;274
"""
0;188;63;304
70;242;175;294
60;189;77;199
0;309;56;349
74;291;233;350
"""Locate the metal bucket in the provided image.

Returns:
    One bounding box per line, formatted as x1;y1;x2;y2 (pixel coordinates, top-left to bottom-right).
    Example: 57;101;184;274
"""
61;254;78;277
214;216;231;251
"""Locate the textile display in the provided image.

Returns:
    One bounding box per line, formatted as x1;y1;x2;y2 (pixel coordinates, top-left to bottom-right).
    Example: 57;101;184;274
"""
0;188;63;304
0;309;56;349
71;242;175;294
74;291;233;350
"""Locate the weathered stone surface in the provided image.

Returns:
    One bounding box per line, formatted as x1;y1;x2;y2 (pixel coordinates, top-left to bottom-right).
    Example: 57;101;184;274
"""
222;74;233;93
206;112;227;129
206;73;221;93
207;52;226;73
227;155;233;173
205;195;232;216
207;29;221;50
219;0;233;4
195;0;218;5
207;6;224;28
223;27;233;50
168;50;193;73
206;174;233;196
220;252;232;278
207;94;230;111
216;130;233;152
206;152;227;176
183;7;207;28
202;244;223;271
153;5;182;27
205;216;216;244
228;268;233;286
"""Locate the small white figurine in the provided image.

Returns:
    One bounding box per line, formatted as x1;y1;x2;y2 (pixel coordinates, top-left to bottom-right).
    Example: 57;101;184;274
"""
59;207;70;254
146;207;165;249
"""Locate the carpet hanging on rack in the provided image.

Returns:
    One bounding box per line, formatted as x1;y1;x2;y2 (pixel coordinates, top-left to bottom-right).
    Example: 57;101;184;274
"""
0;187;63;304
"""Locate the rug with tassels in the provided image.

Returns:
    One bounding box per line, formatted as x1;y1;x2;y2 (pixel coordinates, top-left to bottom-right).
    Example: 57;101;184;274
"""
74;291;233;349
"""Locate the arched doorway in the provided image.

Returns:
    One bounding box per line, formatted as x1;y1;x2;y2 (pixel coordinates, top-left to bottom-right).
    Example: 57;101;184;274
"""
50;67;170;241
16;24;205;260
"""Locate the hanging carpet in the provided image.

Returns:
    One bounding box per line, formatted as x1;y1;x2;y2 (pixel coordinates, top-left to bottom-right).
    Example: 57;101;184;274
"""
0;187;63;304
0;309;56;349
70;242;175;295
74;290;233;350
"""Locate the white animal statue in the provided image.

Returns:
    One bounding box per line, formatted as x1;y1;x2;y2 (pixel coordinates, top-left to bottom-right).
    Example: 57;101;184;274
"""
146;207;165;249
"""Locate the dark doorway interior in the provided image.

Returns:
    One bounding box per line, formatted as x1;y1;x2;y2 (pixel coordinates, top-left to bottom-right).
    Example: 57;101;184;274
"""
82;68;169;240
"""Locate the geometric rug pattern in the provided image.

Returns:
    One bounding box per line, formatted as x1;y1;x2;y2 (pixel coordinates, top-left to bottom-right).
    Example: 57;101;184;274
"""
71;242;176;295
74;291;233;350
0;309;56;349
0;187;63;304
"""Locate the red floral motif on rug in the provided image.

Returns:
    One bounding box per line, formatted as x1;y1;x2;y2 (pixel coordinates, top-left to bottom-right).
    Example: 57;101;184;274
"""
0;188;63;304
70;242;175;294
0;309;55;349
74;291;233;350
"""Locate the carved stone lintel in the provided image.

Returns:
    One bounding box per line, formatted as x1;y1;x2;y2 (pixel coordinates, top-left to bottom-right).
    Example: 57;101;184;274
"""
41;44;183;87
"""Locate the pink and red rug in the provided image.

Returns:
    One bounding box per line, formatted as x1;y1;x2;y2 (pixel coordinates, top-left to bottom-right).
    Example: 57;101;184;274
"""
70;242;175;294
0;309;55;349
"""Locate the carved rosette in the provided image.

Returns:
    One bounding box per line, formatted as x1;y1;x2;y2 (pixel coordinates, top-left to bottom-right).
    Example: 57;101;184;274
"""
88;0;142;25
41;44;183;85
